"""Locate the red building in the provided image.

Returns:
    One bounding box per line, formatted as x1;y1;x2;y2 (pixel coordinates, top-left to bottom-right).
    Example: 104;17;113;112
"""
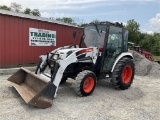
0;9;82;67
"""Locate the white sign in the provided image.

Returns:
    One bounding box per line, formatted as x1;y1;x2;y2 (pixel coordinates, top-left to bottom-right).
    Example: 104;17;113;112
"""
29;28;56;46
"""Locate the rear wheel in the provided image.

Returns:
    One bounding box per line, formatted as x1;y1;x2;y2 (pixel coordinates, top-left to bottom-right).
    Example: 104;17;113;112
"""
74;70;97;96
111;57;135;90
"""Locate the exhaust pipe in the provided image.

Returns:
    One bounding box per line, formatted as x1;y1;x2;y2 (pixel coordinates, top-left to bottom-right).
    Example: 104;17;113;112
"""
8;67;56;109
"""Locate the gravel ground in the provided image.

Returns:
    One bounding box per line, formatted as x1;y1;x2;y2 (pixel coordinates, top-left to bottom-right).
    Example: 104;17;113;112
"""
0;75;160;120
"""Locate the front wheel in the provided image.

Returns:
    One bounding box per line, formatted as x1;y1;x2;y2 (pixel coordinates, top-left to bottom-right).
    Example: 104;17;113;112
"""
74;70;97;96
111;57;135;90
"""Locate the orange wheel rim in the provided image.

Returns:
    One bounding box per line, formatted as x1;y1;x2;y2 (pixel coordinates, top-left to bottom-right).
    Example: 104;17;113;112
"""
122;65;132;84
83;77;94;93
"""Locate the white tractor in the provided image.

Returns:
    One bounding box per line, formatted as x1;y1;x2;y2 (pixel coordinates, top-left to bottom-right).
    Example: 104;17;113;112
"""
8;21;135;108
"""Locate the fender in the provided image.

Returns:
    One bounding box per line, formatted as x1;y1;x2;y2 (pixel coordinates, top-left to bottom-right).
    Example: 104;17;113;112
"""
111;52;133;72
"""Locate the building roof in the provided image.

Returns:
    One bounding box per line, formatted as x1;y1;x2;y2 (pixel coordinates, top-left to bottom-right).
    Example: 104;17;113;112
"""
0;9;79;28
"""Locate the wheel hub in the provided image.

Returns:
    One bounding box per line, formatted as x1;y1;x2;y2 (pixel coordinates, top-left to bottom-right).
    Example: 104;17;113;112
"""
83;77;94;93
122;65;132;84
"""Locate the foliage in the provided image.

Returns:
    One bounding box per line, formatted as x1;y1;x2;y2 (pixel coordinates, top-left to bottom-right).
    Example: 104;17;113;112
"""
0;5;11;11
125;19;160;56
0;2;41;16
139;34;153;52
10;2;22;12
23;8;41;16
125;19;141;44
31;9;41;16
23;8;31;14
56;17;76;25
151;33;160;56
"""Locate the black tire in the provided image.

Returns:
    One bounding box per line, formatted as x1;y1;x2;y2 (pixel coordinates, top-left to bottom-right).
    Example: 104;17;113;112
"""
60;76;67;84
74;70;97;96
111;57;135;90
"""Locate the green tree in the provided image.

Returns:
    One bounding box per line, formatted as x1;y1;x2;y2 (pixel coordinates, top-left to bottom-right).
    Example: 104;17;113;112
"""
63;17;73;24
56;17;76;25
1;3;41;17
31;9;41;16
139;33;160;56
125;19;140;44
24;8;31;14
152;33;160;55
139;34;153;52
0;5;11;11
10;2;22;12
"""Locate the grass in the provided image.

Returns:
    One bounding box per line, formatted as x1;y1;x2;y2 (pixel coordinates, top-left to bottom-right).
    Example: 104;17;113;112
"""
153;55;160;60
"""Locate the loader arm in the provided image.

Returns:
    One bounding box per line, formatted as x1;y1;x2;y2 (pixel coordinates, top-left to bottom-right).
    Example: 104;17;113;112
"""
50;47;99;98
50;53;78;97
8;47;98;108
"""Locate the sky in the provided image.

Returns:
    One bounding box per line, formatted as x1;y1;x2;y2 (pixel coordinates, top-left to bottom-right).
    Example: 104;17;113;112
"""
0;0;160;33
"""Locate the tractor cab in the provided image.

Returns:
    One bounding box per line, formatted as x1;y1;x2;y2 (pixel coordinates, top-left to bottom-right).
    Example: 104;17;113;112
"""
79;22;129;73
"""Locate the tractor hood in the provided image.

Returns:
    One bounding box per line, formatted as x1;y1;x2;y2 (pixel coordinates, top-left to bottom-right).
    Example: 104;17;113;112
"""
56;48;82;54
52;48;85;60
51;47;96;60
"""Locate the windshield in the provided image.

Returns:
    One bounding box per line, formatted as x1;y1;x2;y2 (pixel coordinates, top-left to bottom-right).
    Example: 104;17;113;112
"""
80;25;107;48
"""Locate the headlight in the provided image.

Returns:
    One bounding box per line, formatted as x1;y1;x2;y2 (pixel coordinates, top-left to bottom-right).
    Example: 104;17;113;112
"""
53;54;58;59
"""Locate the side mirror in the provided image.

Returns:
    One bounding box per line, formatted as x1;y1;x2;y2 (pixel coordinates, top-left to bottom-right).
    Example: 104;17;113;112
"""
73;31;76;39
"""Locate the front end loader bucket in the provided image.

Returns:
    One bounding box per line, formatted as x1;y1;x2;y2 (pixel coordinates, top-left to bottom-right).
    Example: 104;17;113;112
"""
8;67;56;109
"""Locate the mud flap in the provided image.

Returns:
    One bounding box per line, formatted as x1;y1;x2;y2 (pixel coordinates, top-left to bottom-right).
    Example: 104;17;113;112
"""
8;67;56;109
